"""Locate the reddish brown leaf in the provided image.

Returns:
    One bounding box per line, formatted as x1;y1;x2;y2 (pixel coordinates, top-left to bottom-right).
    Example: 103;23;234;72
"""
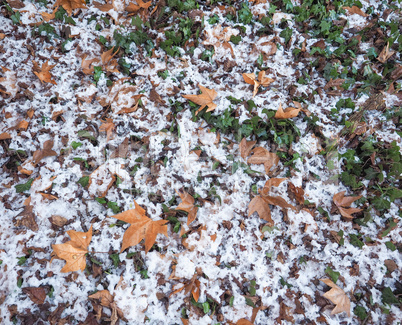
247;147;279;174
239;138;256;159
22;287;47;305
248;195;272;224
333;191;362;219
176;191;198;225
33;60;57;85
33;140;57;164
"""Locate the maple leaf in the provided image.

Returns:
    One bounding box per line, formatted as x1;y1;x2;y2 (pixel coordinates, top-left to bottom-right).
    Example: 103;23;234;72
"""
182;85;218;115
176;191;198;225
274;103;301;119
51;225;92;272
33;60;57;85
320;278;351;317
112;201;169;252
248;178;295;225
377;43;395;64
126;0;152;13
33;140;57;164
243;71;274;97
101;47;119;73
99;118;115;142
247;147;279;174
55;0;87;16
333;191;362;219
239;138;256;159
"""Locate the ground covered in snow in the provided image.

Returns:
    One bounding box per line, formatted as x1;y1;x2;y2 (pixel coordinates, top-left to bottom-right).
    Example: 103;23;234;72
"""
0;0;401;324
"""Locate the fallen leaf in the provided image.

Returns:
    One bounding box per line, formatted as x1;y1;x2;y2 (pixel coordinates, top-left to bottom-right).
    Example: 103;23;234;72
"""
239;138;256;159
0;132;12;140
33;60;57;85
248;195;272;223
22;287;47;305
247;147;279;174
243;71;274;97
236;319;253;325
93;0;113;11
176;191;198;225
41;7;57;21
288;182;305;204
14;204;38;231
81;54;99;75
320;278;351;317
343;5;368;17
33;140;57;164
55;0;87;16
377;43;395;64
203;24;239;58
274;103;300;119
333;191;362;219
183;85;218;115
112;201;169;252
171;274;201;302
51;225;92;272
101;47;119;73
99;118;115;142
89;290;114;307
126;0;152;13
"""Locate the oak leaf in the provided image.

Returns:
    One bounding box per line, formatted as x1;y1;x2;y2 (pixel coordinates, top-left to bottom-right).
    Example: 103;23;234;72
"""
182;85;217;115
55;0;87;16
33;140;57;164
33;60;57;85
243;71;274;97
112;201;169;252
239;138;256;159
176;191;198;225
274;103;301;119
320;278;351;317
247;147;279;174
333;191;362;219
51;225;92;272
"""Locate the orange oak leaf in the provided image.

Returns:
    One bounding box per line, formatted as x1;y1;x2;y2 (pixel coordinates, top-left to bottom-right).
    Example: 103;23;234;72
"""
243;71;274;97
343;5;368;17
55;0;87;16
99;118;115;142
112;201;169;252
239;138;256;159
33;60;57;85
33;140;57;164
176;191;198;225
126;0;152;13
247;147;279;174
274;103;301;119
182;85;217;115
320;278;351;317
51;225;92;272
333;191;362;219
248;178;295;225
377;43;395;64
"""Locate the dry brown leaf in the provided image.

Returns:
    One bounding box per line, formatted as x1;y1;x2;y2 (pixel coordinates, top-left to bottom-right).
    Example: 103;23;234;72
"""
40;7;58;21
55;0;87;16
343;5;368;17
288;182;305;205
112;201;169;252
236;319;253;325
176;191;198;225
126;0;152;13
99;118;115;142
274;103;301;119
0;33;5;40
183;85;217;115
17;120;29;131
203;24;239;58
14;204;38;231
247;147;279;174
22;287;47;305
81;55;99;75
0;132;12;140
33;140;57;164
101;47;120;73
333;191;362;219
377;43;395;64
248;195;272;224
239;138;256;159
320;278;351;317
93;0;113;11
33;60;57;85
51;225;92;272
89;290;114;307
171;275;201;302
243;71;274;97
